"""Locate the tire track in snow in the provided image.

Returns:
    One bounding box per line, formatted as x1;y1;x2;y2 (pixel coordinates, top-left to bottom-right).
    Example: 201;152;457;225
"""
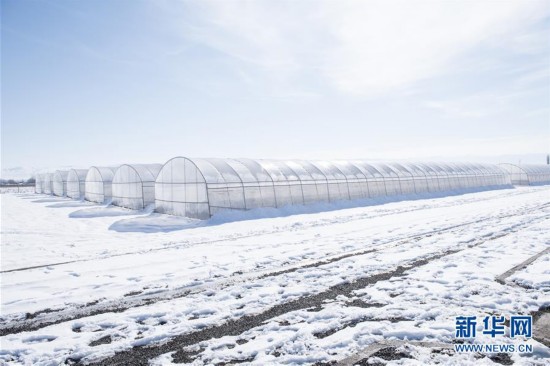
495;246;550;285
2;202;549;337
2;201;548;337
1;187;538;274
83;214;550;365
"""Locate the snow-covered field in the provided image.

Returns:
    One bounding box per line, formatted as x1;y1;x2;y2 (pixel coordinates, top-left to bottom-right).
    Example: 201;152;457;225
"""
1;187;549;365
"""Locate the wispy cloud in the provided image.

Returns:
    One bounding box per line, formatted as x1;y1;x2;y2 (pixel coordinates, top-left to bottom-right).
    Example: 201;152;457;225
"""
163;0;549;97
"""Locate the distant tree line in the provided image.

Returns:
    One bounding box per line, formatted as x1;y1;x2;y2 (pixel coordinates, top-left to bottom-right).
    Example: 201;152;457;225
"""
0;177;35;186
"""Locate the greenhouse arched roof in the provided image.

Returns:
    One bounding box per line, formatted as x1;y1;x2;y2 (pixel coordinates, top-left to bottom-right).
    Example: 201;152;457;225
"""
155;157;511;219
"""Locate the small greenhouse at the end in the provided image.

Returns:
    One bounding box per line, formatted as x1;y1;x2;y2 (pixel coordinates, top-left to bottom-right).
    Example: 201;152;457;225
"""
155;157;511;219
85;167;118;203
34;174;43;193
66;169;89;199
52;170;69;196
499;164;550;185
111;164;162;210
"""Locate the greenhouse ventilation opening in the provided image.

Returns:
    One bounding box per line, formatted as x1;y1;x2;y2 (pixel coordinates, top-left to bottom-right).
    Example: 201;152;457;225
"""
499;164;550;186
52;170;69;197
155;157;512;219
111;164;162;210
85;166;118;203
66;169;89;199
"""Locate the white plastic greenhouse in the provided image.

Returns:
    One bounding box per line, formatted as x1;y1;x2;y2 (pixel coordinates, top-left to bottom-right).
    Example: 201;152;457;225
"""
499;164;550;186
85;167;118;203
43;173;53;195
111;164;162;210
155;158;511;219
52;170;69;196
66;169;89;199
34;174;43;193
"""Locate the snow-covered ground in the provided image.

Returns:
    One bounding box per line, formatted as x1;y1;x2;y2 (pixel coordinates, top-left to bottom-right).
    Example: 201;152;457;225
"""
1;187;549;365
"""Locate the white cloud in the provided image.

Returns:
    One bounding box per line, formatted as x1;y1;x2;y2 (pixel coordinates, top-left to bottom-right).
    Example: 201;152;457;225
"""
169;0;549;96
321;1;547;95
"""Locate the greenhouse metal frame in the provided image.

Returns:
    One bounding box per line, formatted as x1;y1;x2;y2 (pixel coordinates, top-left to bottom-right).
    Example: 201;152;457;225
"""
66;169;89;199
52;170;69;196
111;164;162;210
85;166;118;203
499;164;550;186
155;157;511;219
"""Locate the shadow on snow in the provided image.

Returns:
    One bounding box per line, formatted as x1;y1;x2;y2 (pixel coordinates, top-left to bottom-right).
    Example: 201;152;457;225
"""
107;185;514;234
109;213;202;233
69;206;144;218
47;201;96;208
31;198;70;203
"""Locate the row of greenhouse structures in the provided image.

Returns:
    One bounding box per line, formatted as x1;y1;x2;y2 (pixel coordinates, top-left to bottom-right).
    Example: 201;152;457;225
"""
34;158;550;220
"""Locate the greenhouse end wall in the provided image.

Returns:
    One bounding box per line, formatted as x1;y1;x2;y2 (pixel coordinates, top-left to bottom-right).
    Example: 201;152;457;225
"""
52;170;69;196
111;164;162;210
66;169;89;199
155;157;512;219
43;173;53;194
35;175;43;193
85;166;118;203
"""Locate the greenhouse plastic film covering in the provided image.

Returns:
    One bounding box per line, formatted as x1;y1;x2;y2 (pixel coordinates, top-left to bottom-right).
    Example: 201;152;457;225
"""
499;164;550;185
34;174;43;193
66;169;89;199
111;164;162;210
52;170;69;197
155;158;512;219
85;166;118;203
42;173;53;195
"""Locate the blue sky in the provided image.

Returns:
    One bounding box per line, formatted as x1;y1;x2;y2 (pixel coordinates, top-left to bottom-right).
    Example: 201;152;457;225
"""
2;0;549;178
